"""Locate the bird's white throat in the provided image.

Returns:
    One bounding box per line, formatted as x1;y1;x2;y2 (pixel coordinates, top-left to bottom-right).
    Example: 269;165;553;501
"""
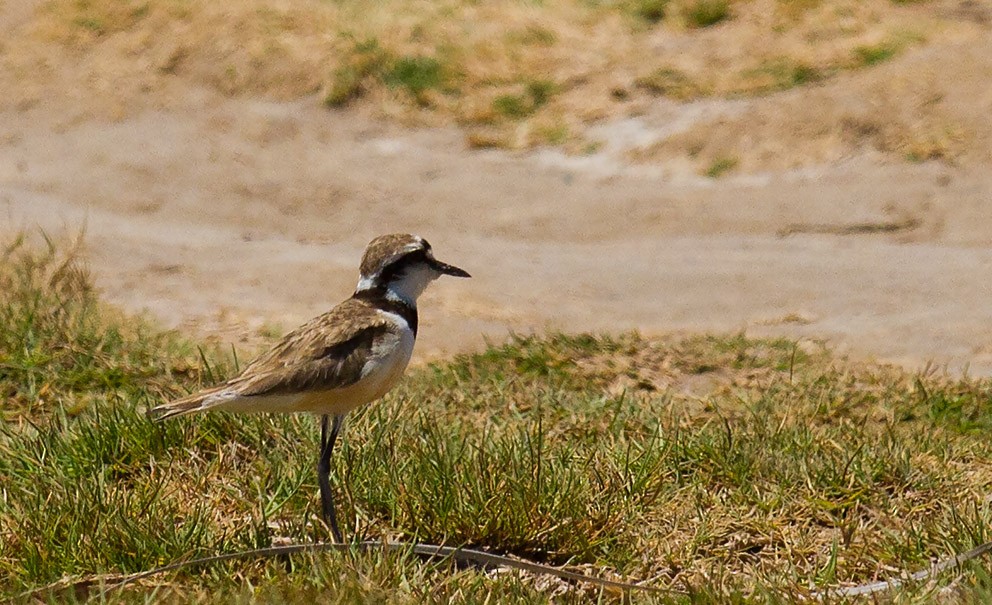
356;263;441;307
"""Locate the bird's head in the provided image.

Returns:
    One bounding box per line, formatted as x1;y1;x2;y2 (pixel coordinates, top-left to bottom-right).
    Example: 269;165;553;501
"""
355;234;470;305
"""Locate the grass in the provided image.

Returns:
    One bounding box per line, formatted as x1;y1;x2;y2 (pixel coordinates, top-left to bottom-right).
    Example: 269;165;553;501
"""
851;32;925;69
741;58;825;94
635;67;702;100
324;42;451;108
627;0;669;24
492;80;556;120
775;0;822;19
4;238;992;602
703;156;738;177
853;40;901;67
384;56;445;98
682;0;731;28
323;39;392;108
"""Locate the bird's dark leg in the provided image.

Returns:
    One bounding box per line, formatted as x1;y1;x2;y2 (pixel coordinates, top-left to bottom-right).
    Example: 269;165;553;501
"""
318;414;345;542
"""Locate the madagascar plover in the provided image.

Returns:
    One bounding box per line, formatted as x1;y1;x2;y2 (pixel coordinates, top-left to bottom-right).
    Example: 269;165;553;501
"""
147;233;470;541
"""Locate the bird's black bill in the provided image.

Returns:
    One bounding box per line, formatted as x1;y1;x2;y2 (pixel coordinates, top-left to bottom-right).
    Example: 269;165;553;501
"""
430;258;471;278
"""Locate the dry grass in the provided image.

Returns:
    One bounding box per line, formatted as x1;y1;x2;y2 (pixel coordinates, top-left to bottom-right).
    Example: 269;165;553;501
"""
3;238;992;603
628;27;992;173
2;0;985;155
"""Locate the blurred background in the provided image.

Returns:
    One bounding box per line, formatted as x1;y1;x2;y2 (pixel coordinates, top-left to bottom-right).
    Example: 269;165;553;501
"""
1;0;991;371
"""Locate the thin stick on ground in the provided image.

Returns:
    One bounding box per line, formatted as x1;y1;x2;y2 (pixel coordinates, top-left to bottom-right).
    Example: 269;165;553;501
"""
16;541;670;600
17;537;992;601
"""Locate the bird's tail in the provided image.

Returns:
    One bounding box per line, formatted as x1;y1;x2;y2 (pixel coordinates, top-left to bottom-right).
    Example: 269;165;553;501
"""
146;385;235;422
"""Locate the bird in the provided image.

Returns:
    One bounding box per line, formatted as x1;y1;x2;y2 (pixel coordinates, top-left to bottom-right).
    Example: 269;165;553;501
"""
147;233;470;542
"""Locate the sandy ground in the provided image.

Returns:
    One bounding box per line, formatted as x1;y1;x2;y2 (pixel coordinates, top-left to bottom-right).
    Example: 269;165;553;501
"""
2;3;992;374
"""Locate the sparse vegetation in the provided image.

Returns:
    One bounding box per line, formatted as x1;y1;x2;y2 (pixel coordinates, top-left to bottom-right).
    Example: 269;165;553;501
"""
744;58;825;93
511;24;558;46
384;56;446;99
635;67;702;99
65;0;149;37
325;44;451;108
853;40;901;66
323;39;392;107
704;155;738;177
900;124;966;163
465;129;512;149
492;94;531;119
536;122;570;145
3;238;992;602
775;0;822;19
9;0;971;156
850;31;924;68
682;0;731;28
627;0;669;24
492;80;556;120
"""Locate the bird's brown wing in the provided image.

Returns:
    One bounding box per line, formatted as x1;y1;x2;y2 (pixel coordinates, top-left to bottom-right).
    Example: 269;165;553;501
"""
228;298;391;397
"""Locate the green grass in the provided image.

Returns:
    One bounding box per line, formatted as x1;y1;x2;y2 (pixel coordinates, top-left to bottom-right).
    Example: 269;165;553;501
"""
536;122;570;145
323;39;392;108
492;80;557;120
635;67;701;99
493;94;531;119
704;156;738;177
3;238;992;603
384;56;445;97
683;0;731;28
325;43;449;108
742;58;825;94
853;40;901;67
629;0;669;24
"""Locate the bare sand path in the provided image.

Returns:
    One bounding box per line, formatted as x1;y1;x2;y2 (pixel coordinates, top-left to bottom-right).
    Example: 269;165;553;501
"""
2;79;991;374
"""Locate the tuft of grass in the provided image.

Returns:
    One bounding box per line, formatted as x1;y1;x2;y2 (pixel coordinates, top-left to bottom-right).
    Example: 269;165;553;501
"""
778;61;822;87
323;39;391;108
493;94;531;119
776;0;822;19
742;58;826;94
492;80;557;120
0;234;205;422
683;0;731;28
465;129;513;149
704;155;738;177
67;0;149;37
326;46;454;108
4;237;992;602
635;66;702;99
384;56;445;97
627;0;669;24
510;24;558;46
73;16;105;33
536;121;570;145
526;80;555;108
852;30;925;68
900;124;965;163
853;40;900;66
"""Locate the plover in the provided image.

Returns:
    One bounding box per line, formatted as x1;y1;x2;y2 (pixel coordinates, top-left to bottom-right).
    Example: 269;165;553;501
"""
147;233;470;541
